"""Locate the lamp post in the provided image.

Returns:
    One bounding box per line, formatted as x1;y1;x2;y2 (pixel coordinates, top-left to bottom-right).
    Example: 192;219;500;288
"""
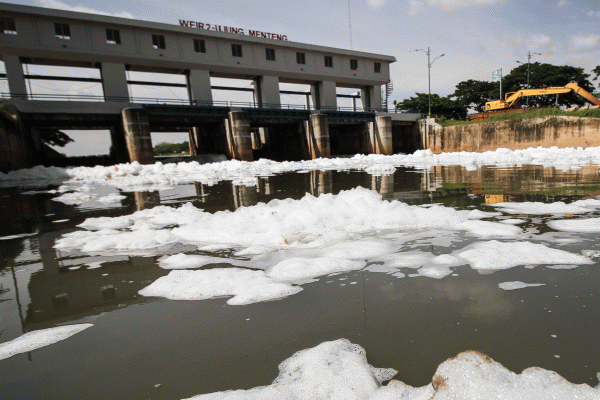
516;51;541;107
414;47;445;116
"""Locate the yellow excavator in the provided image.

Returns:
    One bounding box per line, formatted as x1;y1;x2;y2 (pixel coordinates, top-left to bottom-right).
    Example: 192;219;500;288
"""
467;82;600;121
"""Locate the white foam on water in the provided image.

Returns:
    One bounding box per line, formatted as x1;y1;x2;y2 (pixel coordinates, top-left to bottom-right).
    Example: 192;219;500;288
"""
466;210;503;219
500;218;526;225
548;218;600;233
265;257;365;282
55;229;179;254
139;268;302;305
0;324;93;360
456;241;593;270
61;188;489;256
6;146;600;190
430;350;600;399
52;191;95;205
184;339;398;400
96;193;126;204
498;281;546;290
0;233;36;241
185;340;600;400
492;199;600;215
457;220;523;238
158;253;234;269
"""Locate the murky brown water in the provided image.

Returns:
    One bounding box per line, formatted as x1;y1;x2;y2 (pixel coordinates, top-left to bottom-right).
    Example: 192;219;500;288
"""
1;165;600;399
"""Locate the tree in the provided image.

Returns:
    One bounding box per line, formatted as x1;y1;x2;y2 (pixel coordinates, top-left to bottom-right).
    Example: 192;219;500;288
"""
395;93;467;120
502;63;595;108
450;79;499;113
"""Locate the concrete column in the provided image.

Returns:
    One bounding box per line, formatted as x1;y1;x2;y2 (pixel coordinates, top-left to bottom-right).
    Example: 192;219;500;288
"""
101;62;129;102
361;85;382;111
121;108;154;164
311;81;337;111
307;113;331;159
253;76;280;108
227;111;253;161
187;70;212;105
369;116;393;155
109;125;129;164
4;55;27;98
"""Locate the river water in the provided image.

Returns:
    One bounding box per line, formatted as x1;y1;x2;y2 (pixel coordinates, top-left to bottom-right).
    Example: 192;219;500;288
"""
1;159;600;399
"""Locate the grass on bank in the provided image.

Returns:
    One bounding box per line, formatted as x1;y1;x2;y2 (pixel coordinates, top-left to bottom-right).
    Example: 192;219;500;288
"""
438;107;600;127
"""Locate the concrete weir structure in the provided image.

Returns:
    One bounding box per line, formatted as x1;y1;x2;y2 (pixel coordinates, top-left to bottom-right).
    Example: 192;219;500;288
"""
0;2;422;170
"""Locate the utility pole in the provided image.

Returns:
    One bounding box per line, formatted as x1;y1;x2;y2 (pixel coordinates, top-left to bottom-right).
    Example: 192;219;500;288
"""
414;47;445;116
517;51;541;107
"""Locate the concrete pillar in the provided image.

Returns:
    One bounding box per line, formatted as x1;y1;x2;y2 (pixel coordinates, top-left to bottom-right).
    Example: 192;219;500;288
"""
4;55;27;98
361;85;382;111
187;70;212;105
311;81;337;111
369;116;393;155
227;111;253;161
253;76;280;108
109;125;129;164
101;62;129;101
121;108;154;164
307;114;331;159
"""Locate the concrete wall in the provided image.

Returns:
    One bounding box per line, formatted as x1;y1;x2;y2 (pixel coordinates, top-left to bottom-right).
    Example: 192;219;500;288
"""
422;116;600;153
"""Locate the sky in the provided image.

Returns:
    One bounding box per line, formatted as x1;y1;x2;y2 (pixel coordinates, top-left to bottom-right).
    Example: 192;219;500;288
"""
2;0;600;154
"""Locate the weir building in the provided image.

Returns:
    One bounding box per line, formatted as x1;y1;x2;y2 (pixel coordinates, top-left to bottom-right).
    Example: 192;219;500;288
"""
0;2;421;171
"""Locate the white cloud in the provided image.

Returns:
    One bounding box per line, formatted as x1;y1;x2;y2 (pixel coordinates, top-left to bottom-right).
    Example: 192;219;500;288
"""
35;0;134;19
408;0;426;15
571;34;600;52
408;0;508;14
368;0;387;9
504;33;562;57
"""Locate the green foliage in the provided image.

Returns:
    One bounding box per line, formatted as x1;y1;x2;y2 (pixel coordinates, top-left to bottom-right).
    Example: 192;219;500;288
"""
501;63;595;108
451;79;498;113
153;141;189;156
439;107;600;127
395;92;467;120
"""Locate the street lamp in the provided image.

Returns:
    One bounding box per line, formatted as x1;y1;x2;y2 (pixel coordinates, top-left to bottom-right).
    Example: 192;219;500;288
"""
414;47;445;116
516;51;541;106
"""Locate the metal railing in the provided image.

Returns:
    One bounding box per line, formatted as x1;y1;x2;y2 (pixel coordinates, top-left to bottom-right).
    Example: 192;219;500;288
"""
0;92;392;113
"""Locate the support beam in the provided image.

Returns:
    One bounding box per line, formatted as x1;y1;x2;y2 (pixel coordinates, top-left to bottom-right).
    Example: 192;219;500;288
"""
4;55;27;98
311;81;337;111
227;111;253;161
361;85;382;111
253;76;280;107
306;113;331;159
369;116;393;155
100;62;129;101
121;108;154;164
187;69;213;105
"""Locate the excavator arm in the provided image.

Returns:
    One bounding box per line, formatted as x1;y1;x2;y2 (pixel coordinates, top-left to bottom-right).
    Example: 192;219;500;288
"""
484;82;600;111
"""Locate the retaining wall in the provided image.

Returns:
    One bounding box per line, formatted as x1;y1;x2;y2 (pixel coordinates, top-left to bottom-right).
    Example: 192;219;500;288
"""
421;116;600;153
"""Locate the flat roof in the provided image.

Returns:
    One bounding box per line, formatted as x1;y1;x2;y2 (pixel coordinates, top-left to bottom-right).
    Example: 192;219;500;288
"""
0;2;396;63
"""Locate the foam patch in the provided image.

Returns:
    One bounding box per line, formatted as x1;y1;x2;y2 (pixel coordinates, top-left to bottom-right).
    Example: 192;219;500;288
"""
456;241;593;270
548;218;600;233
0;324;93;361
138;268;302;305
498;281;546;290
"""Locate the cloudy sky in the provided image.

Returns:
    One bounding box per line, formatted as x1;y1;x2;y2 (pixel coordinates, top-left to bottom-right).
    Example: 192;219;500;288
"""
2;0;600;154
7;0;600;100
